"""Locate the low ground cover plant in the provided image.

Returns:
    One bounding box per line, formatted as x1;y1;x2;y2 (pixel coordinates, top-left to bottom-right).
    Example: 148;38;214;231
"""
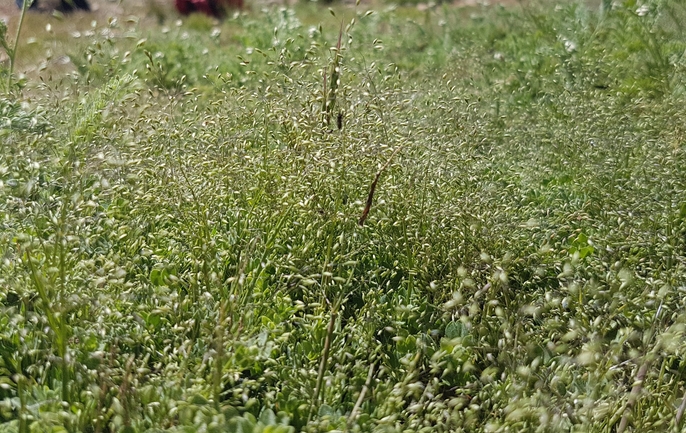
2;0;686;431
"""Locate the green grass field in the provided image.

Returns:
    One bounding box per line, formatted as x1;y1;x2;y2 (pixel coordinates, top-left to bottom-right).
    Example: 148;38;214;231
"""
2;0;686;431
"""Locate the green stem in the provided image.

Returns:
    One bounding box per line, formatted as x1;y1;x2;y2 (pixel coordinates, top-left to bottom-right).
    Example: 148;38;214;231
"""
213;301;227;411
57;201;70;403
60;326;68;402
18;370;28;433
309;305;337;422
8;0;30;90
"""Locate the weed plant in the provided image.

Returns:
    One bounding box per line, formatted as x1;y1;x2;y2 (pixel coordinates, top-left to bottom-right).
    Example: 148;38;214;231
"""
2;0;686;432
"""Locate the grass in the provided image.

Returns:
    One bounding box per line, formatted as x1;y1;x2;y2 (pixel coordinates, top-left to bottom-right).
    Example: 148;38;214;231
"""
2;0;686;431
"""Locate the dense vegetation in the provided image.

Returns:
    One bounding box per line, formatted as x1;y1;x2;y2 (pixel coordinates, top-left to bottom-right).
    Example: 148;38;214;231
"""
2;0;686;431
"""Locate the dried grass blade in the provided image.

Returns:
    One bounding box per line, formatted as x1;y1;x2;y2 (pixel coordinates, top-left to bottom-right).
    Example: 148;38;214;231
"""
358;145;403;226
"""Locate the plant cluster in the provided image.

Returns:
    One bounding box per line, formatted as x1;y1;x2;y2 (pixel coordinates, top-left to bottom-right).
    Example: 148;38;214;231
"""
2;0;686;431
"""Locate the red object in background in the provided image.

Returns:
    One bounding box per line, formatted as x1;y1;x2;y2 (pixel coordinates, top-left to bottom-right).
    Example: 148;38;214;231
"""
174;0;242;17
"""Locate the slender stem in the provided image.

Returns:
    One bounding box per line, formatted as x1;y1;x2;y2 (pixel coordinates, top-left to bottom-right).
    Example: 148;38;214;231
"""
347;361;375;428
617;303;664;433
358;144;403;226
617;359;650;433
18;371;28;433
8;0;30;90
676;386;686;427
213;301;227;411
309;306;337;422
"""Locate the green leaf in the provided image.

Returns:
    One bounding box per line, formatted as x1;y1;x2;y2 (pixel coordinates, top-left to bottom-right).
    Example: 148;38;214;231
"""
146;312;162;328
578;245;594;259
318;404;334;417
150;268;164;286
263;426;294;433
189;394;208;405
0;420;18;433
445;321;467;339
259;408;277;425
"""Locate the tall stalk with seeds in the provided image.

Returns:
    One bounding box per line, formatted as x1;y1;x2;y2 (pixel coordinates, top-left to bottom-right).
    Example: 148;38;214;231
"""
322;22;343;128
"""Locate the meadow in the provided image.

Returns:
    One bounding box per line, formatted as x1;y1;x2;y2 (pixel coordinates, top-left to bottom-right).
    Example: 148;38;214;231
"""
2;0;686;431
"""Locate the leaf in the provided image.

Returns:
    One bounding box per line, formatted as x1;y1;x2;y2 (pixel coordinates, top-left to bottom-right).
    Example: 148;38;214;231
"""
150;268;164;286
576;232;588;245
259;408;277;425
318;404;334;417
397;335;417;354
0;420;18;433
263;426;294;433
146;312;162;328
445;321;467;339
578;245;594;259
189;394;209;405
